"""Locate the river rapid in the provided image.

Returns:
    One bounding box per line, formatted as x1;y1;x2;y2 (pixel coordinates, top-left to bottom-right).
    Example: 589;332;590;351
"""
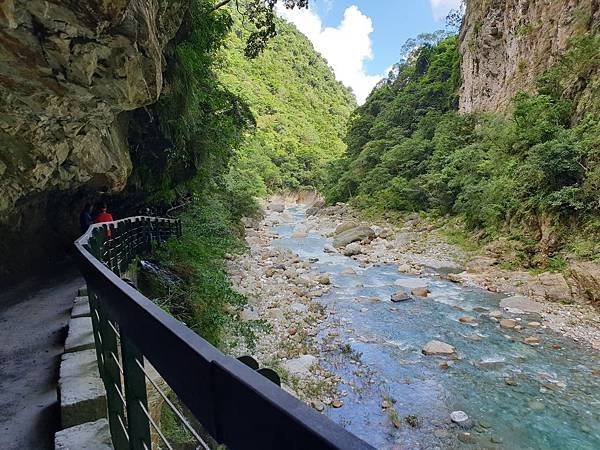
226;199;600;450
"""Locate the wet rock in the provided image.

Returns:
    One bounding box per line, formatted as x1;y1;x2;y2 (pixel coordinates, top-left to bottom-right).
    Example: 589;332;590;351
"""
457;432;476;444
324;244;338;253
343;242;362;256
411;287;429;297
523;336;541;346
333;226;375;248
505;378;518;386
489;310;503;319
381;399;391;409
476;357;506;369
422;340;456;356
391;291;411;302
459;316;477;324
331;399;343;408
499;295;543;313
342;267;356;275
312;400;324;411
499;319;517;329
491;435;503;444
527;321;541;328
450;410;469;425
283;355;317;376
528;400;545;411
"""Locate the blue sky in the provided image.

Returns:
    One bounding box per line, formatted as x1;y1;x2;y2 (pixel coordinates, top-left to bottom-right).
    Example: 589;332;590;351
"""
278;0;461;103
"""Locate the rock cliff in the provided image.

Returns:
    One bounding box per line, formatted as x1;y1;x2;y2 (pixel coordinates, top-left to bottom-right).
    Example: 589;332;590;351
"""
459;0;599;113
0;0;187;279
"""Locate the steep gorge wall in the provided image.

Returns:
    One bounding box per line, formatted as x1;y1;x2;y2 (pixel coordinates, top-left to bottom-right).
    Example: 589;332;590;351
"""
459;0;599;113
0;0;187;280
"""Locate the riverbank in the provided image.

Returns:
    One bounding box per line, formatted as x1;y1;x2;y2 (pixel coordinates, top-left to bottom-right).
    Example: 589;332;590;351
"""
223;195;600;447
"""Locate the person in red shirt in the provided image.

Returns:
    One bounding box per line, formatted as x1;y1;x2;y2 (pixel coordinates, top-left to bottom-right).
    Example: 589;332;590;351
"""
94;202;114;224
94;202;114;238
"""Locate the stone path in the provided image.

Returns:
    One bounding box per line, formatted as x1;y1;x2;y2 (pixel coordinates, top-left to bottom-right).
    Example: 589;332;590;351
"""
0;264;83;450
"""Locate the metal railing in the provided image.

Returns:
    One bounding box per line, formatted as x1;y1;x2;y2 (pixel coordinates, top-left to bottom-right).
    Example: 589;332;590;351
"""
74;216;372;450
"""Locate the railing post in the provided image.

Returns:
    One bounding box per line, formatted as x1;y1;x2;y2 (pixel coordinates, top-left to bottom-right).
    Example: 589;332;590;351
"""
97;305;129;450
121;335;152;450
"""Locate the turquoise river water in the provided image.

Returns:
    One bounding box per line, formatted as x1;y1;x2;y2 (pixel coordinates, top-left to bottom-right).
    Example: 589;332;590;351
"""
272;206;600;450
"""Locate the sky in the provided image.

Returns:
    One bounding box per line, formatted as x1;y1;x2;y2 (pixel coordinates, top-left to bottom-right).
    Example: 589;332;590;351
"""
278;0;462;104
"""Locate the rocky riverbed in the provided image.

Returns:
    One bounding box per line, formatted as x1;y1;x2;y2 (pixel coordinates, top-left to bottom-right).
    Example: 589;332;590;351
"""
223;196;600;449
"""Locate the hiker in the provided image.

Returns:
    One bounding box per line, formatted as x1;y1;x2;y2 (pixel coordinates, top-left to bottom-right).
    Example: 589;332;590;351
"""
79;203;93;233
93;202;114;224
94;202;114;238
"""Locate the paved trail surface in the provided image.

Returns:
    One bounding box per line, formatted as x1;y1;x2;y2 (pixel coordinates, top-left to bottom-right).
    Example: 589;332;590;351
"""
0;265;82;450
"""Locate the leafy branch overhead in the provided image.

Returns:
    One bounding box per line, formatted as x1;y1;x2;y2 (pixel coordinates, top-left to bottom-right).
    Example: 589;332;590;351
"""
213;0;309;57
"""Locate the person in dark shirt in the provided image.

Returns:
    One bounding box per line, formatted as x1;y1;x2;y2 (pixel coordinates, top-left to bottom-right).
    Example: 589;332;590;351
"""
79;203;93;233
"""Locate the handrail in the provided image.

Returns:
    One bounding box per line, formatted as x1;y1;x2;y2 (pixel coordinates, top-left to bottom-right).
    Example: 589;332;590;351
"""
74;216;372;450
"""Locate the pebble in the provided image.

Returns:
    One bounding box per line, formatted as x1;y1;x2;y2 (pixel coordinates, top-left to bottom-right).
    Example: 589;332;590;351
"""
459;316;477;324
391;291;411;302
331;399;343;408
312;400;324;411
505;377;518;386
457;432;476;444
499;319;517;329
523;336;541;346
411;287;429;297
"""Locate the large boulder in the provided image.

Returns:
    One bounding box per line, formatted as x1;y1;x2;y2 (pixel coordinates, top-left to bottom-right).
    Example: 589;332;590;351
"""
569;261;600;305
333;226;375;248
499;296;543;313
334;222;358;235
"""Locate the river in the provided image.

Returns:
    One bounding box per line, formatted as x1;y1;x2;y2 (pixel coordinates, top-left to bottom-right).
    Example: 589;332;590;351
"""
264;204;600;449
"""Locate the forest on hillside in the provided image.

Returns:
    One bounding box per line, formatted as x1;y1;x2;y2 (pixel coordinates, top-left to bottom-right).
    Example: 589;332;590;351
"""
326;32;600;267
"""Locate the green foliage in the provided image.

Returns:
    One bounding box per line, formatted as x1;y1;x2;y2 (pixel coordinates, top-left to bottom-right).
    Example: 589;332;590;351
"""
155;190;254;347
326;32;600;263
217;7;356;191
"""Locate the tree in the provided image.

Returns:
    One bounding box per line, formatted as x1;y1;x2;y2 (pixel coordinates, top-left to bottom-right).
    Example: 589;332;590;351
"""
213;0;309;57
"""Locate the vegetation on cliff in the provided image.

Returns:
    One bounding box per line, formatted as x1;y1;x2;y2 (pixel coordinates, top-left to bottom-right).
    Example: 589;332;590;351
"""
326;32;600;266
141;0;354;345
218;8;355;193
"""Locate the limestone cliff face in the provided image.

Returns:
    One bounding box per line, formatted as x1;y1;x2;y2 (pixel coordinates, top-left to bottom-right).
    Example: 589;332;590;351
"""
0;0;186;280
0;0;186;220
459;0;599;113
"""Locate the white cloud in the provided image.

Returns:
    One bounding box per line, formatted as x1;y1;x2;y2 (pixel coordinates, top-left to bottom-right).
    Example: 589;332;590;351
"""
429;0;462;21
277;5;383;104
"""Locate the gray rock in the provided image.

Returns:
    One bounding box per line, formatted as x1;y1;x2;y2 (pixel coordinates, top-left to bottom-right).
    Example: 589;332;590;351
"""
64;318;95;353
240;307;260;321
284;355;317;376
317;273;331;285
269;203;285;213
343;242;362;256
333;226;375;248
334;222;358;235
324;244;338;253
391;291;411;302
55;419;113;450
422;340;456;356
500;295;543;313
450;410;469;424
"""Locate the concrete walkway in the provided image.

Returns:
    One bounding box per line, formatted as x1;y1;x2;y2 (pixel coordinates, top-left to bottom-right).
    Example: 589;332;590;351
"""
0;265;83;450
